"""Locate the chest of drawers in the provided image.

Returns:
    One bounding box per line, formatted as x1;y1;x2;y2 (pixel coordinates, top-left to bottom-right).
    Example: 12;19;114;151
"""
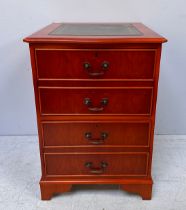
24;23;167;200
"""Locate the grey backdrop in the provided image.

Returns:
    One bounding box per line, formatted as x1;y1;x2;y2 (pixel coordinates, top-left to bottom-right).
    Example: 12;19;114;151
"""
0;0;185;135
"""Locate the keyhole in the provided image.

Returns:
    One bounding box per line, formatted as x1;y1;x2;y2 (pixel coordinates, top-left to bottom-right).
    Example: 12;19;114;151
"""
94;52;99;57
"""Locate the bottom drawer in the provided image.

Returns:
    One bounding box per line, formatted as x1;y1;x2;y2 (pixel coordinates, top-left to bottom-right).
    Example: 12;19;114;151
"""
44;153;148;176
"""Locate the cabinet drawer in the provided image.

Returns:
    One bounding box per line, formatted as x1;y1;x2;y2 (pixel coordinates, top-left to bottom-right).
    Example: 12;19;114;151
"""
44;153;148;176
39;87;153;115
42;121;150;147
35;49;155;80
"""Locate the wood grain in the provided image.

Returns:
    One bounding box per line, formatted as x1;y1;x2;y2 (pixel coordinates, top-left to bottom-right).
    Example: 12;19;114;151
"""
42;121;150;147
38;87;153;115
44;152;148;176
35;49;156;79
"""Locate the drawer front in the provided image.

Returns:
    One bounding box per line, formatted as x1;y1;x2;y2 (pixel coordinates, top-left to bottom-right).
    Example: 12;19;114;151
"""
39;88;153;115
36;49;155;79
45;153;148;176
42;121;150;147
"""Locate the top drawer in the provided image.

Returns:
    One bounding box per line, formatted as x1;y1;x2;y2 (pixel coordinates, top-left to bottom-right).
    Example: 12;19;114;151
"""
35;49;156;80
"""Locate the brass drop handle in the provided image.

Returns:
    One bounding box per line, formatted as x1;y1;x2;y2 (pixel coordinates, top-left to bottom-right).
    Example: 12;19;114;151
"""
83;61;109;77
85;162;108;174
83;98;109;112
86;71;105;77
85;132;108;144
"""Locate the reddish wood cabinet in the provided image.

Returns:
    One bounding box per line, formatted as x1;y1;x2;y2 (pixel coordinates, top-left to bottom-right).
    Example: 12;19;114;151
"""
24;23;167;200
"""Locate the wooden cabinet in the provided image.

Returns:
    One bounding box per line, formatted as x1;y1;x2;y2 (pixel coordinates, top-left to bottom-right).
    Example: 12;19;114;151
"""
24;23;167;200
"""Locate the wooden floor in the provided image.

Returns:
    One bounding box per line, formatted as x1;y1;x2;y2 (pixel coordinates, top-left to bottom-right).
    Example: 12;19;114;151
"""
0;135;186;210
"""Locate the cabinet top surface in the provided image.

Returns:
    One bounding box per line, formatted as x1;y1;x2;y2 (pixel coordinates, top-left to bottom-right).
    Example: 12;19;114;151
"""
24;23;167;44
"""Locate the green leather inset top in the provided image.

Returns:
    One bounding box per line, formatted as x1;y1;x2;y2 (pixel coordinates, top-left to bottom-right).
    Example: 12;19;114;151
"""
49;23;143;36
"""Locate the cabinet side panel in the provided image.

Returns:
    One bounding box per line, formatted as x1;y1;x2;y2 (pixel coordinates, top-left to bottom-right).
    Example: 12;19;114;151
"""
29;45;45;177
148;44;162;177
